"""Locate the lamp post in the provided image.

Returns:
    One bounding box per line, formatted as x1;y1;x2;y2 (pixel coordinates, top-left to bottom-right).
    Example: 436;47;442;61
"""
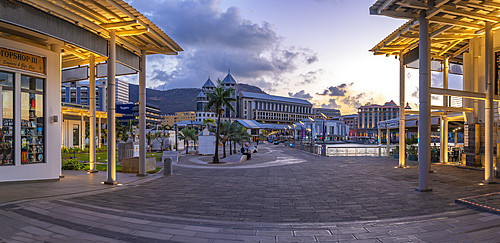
308;117;315;145
174;124;178;151
299;121;304;147
292;124;296;146
321;113;327;145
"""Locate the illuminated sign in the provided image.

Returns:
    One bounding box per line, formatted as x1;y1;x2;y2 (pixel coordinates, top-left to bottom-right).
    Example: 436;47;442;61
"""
0;47;45;74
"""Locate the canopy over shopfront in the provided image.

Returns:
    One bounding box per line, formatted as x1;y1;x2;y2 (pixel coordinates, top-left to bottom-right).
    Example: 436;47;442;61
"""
0;0;182;183
370;0;499;190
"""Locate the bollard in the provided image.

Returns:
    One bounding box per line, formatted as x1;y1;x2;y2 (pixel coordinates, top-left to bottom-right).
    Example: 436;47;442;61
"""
163;157;173;176
378;144;382;158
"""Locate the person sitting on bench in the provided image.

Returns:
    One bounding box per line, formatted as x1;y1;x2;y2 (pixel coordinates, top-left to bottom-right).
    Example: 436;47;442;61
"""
241;142;251;160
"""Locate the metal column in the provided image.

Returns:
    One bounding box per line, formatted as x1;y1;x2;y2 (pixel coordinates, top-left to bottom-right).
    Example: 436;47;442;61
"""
441;57;449;164
138;50;147;176
399;58;406;167
105;29;117;185
417;3;432;192
88;54;97;172
485;22;494;183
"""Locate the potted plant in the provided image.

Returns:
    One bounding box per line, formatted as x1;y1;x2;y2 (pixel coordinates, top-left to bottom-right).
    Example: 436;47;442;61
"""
431;147;440;163
407;145;418;161
393;145;399;159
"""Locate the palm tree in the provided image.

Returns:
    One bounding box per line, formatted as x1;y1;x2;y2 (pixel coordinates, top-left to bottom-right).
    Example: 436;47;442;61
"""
228;122;240;155
179;127;198;154
204;80;237;163
218;121;232;158
203;118;215;130
234;124;251;149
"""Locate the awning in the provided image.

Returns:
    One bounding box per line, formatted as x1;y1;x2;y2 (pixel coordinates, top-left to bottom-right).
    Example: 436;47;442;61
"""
234;119;262;129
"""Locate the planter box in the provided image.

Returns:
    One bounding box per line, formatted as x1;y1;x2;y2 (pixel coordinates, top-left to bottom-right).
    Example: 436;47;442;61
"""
122;157;156;173
393;153;399;159
408;154;418;161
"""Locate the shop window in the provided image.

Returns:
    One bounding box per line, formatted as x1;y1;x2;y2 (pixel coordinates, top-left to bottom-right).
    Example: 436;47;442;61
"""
21;75;44;164
0;71;14;166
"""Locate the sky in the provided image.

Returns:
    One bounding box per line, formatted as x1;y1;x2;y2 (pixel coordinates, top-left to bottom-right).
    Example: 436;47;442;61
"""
122;0;462;114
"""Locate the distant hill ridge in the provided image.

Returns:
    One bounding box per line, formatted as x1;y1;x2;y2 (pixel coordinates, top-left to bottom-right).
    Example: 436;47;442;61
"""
129;83;267;115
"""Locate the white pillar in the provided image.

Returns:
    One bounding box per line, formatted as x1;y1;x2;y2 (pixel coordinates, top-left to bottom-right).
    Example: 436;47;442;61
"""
105;29;117;185
98;116;102;148
138;49;147;176
399;57;406;167
417;3;432;192
88;54;97;172
81;114;85;150
485;22;494;183
444;118;449;163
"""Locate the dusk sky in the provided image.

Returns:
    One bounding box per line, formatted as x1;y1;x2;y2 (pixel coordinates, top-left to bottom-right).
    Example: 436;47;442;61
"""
123;0;462;114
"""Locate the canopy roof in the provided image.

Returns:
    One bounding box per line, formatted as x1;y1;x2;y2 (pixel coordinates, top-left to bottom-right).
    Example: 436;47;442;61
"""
234;119;262;129
369;0;500;63
21;0;182;68
174;120;205;127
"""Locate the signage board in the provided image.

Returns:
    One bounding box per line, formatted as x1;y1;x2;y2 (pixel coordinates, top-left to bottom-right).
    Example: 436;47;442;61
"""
0;47;45;74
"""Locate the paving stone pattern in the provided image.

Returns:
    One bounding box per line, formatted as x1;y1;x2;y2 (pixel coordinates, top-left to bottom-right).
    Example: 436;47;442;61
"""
1;144;500;242
69;145;500;223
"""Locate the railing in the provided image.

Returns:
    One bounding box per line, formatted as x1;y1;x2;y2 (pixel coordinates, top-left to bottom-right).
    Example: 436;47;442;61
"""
325;146;387;157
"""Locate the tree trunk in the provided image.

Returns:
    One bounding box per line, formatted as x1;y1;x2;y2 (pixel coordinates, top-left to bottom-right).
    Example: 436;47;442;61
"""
223;142;226;158
185;139;189;154
213;114;221;163
229;139;232;155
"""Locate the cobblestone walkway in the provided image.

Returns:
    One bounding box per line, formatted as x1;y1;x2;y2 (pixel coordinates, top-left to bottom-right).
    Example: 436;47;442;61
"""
1;144;500;242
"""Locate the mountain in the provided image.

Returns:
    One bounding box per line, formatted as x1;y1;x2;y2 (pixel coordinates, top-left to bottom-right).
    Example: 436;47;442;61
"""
129;83;267;115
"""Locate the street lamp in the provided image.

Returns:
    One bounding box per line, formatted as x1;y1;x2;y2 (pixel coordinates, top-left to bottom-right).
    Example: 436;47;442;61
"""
299;121;304;147
321;113;327;145
292;124;296;146
308;117;315;145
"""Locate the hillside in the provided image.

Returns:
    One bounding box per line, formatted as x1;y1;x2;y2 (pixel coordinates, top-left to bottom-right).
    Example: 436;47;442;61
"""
129;83;267;115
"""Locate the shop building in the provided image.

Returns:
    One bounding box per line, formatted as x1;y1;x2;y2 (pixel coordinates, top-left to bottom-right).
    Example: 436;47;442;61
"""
0;0;182;183
369;0;500;189
162;111;195;126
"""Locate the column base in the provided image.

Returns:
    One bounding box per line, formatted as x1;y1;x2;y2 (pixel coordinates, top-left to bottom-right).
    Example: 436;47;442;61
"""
482;180;499;184
397;165;408;168
103;181;118;185
415;188;433;192
87;170;98;173
137;173;148;177
59;175;65;178
429;170;436;173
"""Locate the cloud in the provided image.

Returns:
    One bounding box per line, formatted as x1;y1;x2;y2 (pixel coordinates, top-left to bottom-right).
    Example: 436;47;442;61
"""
320;99;341;109
288;90;313;100
316;83;351;96
123;0;318;91
341;92;365;108
296;69;324;86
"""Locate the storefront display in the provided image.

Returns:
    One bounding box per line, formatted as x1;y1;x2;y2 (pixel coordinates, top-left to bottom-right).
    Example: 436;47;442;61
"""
0;71;13;166
21;75;44;164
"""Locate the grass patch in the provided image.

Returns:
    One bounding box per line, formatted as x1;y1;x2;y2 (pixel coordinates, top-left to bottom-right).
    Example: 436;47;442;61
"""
147;167;162;174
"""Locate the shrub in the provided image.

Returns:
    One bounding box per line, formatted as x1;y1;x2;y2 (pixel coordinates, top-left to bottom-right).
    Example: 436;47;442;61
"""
61;159;89;171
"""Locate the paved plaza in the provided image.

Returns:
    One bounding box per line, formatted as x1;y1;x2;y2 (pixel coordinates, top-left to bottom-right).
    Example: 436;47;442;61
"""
1;143;500;242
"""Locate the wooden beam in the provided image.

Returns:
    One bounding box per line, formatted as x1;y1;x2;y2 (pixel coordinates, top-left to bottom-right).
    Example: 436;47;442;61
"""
62;56;106;69
429;16;484;30
380;10;419;19
62;45;88;59
137;45;177;55
65;0;109;24
430;106;474;112
106;0;178;53
100;20;139;29
395;0;428;10
116;29;149;36
452;43;469;58
438;39;463;56
440;5;500;23
429;87;488;100
377;0;398;14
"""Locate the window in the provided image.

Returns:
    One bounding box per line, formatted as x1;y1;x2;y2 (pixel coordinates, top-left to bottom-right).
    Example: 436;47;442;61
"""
21;75;45;164
0;71;14;166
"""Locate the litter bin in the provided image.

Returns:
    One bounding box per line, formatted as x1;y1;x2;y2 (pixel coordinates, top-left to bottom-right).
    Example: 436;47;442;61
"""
163;157;173;176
